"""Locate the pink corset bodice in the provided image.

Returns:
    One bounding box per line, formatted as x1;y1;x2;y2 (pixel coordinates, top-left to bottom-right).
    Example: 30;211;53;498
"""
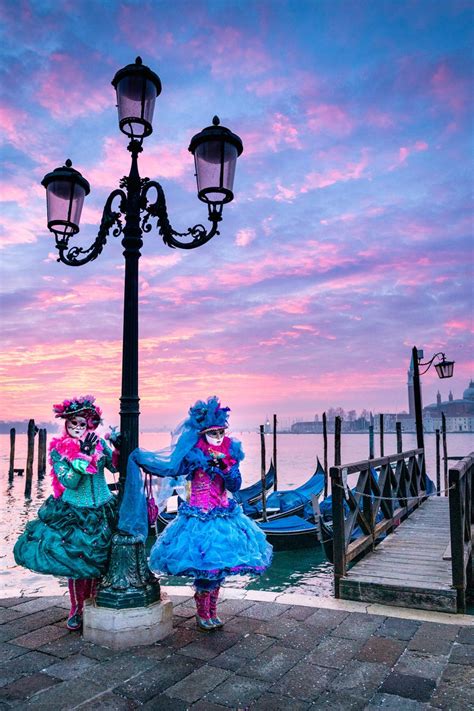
189;471;228;510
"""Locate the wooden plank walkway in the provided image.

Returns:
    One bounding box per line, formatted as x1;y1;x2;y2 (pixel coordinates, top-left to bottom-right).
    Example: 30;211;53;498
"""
339;497;457;612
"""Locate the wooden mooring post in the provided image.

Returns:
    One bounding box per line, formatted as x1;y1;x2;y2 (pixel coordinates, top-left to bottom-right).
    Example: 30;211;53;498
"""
260;425;267;522
272;414;278;492
37;428;47;479
442;412;448;495
369;424;374;459
436;428;441;496
8;428;16;482
396;421;403;454
334;416;341;466
322;412;328;497
379;413;384;457
24;419;37;498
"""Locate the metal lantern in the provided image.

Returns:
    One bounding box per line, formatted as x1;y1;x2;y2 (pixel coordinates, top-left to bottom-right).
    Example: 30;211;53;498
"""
435;356;455;379
111;57;162;139
41;160;90;239
188;116;243;205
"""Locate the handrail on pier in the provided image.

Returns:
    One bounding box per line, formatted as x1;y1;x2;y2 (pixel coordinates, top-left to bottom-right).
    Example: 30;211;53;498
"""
331;448;427;598
448;452;473;613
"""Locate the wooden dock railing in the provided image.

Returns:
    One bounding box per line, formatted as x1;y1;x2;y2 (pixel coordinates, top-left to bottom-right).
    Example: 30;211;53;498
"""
331;448;427;598
448;452;473;613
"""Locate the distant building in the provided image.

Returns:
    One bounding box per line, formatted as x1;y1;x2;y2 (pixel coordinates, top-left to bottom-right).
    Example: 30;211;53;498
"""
424;381;474;420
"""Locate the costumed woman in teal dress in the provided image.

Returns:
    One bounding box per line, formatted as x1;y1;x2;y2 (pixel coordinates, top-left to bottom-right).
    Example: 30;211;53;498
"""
14;396;119;631
119;396;273;631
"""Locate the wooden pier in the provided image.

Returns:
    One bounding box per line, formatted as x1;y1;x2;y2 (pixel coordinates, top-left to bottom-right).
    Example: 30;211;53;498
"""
340;497;456;612
331;451;473;614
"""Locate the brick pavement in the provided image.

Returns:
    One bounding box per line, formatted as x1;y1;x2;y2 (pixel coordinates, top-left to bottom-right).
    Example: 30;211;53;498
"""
0;591;472;710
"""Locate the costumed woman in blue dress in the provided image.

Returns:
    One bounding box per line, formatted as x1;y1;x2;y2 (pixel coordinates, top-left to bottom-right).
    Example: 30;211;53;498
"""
119;396;272;631
14;396;119;631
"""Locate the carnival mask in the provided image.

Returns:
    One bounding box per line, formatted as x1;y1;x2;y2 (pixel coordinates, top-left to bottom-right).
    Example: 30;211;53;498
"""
66;416;87;439
205;428;226;446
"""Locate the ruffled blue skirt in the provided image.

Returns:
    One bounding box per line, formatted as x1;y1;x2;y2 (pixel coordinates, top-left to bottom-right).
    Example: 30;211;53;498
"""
149;500;272;581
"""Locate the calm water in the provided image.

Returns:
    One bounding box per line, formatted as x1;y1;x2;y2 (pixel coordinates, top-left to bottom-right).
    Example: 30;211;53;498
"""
1;431;472;599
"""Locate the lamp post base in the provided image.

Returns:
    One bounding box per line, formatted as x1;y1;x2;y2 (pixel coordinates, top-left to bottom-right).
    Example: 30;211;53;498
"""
83;596;173;650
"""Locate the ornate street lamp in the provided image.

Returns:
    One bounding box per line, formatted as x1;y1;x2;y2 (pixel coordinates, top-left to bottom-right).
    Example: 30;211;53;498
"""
42;57;243;611
411;346;455;451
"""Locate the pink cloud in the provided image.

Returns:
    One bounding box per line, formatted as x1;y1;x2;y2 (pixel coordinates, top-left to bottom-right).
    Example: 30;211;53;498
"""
444;319;473;334
391;140;428;170
301;150;369;192
235;228;256;247
306;104;354;136
431;63;469;114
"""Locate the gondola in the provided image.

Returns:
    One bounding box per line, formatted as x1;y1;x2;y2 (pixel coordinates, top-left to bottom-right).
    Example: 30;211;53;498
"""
244;459;325;521
257;514;320;550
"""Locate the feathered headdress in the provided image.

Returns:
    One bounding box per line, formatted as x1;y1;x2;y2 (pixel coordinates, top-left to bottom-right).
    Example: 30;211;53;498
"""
186;395;230;433
52;395;102;430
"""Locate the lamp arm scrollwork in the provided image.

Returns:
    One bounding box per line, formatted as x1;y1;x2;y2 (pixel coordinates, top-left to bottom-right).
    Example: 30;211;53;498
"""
56;189;126;267
140;180;221;250
418;351;446;376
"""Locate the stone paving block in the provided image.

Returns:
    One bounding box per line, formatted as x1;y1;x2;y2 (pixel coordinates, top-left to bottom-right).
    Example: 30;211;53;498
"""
141;694;189;710
80;642;124;661
329;660;390;700
0;642;27;663
310;689;368;709
189;699;227;711
456;626;474;645
304;608;350;630
128;644;170;661
78;691;141;709
223;632;276;659
10;597;66;616
408;622;460;654
0;608;23;625
394;649;449;681
0;597;35;608
220;615;265;636
114;656;201;704
39;634;95;659
249;691;311;709
284;604;321;621
374;616;421;641
0;650;56;688
269;660;338;701
208;649;249;672
10;624;69;649
331;612;385;641
0;671;61;701
255;617;326;651
43;653;99;680
166;664;232;704
449;641;474;665
177;631;241;661
355;635;406;665
159;627;196;650
237;643;305;681
238;602;291;621
430;662;474;710
21;678;105;709
172;602;196;618
82;652;157;685
2;606;67;640
205;674;269;707
367;692;430;709
215;598;256;615
379;671;436;702
305;635;363;669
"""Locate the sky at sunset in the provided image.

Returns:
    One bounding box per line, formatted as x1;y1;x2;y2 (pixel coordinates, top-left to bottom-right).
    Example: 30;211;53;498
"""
0;0;473;431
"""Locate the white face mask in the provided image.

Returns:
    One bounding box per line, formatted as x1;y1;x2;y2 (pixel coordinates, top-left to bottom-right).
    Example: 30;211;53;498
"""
66;416;88;439
205;429;225;446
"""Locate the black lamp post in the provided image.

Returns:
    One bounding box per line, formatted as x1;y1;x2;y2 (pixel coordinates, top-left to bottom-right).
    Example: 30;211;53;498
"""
412;346;455;451
41;57;243;609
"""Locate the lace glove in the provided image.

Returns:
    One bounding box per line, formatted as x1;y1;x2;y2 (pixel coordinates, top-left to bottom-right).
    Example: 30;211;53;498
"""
80;433;98;455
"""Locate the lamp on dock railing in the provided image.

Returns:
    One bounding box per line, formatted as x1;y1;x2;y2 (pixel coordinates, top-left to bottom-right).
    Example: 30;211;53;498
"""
412;346;455;451
41;57;243;614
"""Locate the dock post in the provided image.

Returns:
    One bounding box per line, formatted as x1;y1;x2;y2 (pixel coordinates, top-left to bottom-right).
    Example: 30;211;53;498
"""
8;428;15;482
436;429;441;496
272;414;278;492
396;421;403;454
25;419;37;498
322;412;328;497
331;465;346;598
369;424;374;459
259;425;267;522
379;413;384;457
442;412;448;495
334;416;341;467
37;428;47;479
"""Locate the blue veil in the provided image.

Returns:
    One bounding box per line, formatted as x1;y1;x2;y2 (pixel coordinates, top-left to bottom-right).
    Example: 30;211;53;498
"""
118;396;230;541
